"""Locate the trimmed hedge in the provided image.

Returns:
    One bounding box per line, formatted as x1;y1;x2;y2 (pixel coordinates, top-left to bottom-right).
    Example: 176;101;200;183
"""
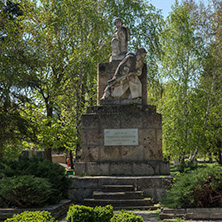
66;205;143;222
4;211;57;222
66;205;114;222
161;165;222;208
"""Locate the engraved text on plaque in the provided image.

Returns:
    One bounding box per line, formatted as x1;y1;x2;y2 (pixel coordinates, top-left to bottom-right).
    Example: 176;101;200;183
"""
104;129;138;146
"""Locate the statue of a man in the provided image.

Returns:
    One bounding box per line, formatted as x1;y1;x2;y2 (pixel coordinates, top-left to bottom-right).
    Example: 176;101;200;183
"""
101;48;147;100
110;17;130;61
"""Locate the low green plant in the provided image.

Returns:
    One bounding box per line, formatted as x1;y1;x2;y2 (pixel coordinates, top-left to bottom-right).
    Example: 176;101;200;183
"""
4;210;57;222
1;156;68;204
94;205;114;222
110;210;143;222
176;161;198;173
66;205;95;222
161;165;222;208
0;175;53;208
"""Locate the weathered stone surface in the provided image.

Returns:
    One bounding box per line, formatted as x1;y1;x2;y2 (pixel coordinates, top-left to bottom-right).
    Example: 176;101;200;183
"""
68;176;173;203
81;114;99;129
132;163;154;175
81;147;99;162
100;147;121;161
120;113;143;128
86;129;103;146
121;146;144;161
77;104;169;176
100;113;121;128
110;163;133;175
139;129;156;145
160;208;222;220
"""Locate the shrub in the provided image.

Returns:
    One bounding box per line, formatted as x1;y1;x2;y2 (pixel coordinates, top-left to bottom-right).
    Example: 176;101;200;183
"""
5;210;57;222
110;211;143;222
66;205;95;222
66;205;114;222
1;156;68;204
161;165;222;208
94;205;114;222
0;175;54;208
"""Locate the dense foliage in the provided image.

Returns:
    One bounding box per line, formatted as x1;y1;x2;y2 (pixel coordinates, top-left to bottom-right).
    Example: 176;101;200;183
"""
5;211;57;222
66;205;114;222
110;211;143;222
0;157;68;207
66;205;143;222
0;175;53;208
161;165;222;208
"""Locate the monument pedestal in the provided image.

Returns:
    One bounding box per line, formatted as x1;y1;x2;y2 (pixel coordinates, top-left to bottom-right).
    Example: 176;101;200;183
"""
75;105;170;176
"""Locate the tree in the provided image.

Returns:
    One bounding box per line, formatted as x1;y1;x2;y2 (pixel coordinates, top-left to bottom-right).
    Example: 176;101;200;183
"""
0;0;36;159
158;1;206;161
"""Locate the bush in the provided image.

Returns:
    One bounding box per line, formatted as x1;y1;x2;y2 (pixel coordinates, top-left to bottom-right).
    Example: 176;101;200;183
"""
161;165;222;208
66;205;114;222
110;211;143;222
5;210;57;222
94;205;114;222
1;156;68;204
66;205;95;222
0;175;54;208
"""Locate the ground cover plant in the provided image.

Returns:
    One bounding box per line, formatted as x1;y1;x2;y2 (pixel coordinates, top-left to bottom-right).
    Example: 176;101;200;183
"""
161;165;222;208
0;157;68;207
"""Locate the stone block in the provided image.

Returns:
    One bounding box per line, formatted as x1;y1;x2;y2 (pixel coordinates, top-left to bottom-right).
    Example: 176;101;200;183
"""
100;114;121;128
69;177;100;189
81;114;99;129
86;129;102;146
121;146;144;161
144;147;160;160
139;129;156;146
81;146;100;162
68;188;93;202
110;163;132;175
120;114;143;128
100;147;121;161
74;162;86;176
81;129;87;146
86;162;110;176
159;161;170;175
142;113;162;129
156;129;162;145
132;163;154;175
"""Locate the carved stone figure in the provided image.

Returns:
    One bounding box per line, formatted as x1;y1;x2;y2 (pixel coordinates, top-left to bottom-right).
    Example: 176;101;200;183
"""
101;48;147;100
110;17;130;61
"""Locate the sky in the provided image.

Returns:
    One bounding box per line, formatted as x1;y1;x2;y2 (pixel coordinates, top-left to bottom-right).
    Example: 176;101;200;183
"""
150;0;178;18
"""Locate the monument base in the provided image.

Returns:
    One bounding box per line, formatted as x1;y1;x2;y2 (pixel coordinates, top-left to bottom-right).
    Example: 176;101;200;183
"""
75;160;170;176
76;105;170;176
99;98;142;105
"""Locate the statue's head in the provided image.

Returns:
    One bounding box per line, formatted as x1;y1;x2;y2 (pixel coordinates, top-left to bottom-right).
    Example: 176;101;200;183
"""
114;17;123;27
136;48;147;60
136;48;147;55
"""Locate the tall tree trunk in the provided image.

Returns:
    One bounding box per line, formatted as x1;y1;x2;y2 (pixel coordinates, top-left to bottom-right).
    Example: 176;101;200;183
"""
44;101;53;162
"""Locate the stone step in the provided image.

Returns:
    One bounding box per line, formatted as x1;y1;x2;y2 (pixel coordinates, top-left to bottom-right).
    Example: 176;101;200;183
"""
114;205;159;210
93;191;143;200
101;184;134;192
83;198;153;208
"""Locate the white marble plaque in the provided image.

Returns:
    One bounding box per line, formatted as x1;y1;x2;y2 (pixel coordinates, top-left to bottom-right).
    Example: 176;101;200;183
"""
104;129;138;146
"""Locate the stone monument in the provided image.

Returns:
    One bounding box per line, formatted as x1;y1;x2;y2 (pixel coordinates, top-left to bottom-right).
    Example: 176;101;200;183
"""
75;18;170;176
